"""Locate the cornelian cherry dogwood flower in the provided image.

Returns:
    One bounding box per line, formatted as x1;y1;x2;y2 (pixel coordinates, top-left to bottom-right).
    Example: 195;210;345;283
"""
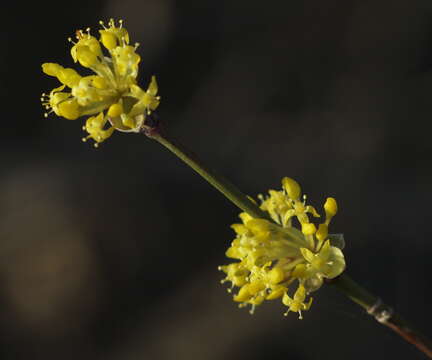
41;19;160;146
219;177;345;318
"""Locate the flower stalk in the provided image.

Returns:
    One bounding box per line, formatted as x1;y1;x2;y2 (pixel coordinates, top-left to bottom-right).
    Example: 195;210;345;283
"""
148;131;271;221
146;127;432;359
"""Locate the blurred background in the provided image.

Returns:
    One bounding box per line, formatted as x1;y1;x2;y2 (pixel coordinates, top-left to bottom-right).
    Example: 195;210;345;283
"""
1;0;432;359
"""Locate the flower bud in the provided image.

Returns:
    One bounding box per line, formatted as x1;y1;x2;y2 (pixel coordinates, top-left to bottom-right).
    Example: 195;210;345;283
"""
58;99;80;120
282;177;301;200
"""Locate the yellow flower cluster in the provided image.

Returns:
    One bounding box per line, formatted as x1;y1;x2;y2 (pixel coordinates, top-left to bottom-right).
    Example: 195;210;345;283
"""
41;19;160;146
219;177;345;318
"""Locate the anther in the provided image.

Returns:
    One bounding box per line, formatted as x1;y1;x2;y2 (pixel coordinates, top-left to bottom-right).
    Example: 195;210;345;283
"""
298;311;303;320
75;30;84;40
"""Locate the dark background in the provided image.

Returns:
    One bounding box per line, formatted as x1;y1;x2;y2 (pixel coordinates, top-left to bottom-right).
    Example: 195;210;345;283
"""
1;0;431;359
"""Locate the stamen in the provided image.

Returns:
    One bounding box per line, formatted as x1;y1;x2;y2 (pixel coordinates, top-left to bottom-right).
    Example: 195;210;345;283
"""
75;30;84;40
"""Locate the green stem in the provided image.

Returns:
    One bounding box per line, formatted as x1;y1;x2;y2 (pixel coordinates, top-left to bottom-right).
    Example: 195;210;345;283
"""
146;129;432;359
149;130;270;220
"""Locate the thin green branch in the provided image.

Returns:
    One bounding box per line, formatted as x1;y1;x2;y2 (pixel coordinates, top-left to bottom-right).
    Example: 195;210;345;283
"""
149;130;270;220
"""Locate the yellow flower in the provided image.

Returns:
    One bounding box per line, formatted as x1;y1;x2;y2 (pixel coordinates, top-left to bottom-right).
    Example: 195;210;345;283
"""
41;19;161;147
282;284;313;319
219;177;346;318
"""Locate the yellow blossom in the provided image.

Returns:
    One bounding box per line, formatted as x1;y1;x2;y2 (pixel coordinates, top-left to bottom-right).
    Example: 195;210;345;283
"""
41;19;161;146
219;177;346;318
282;284;313;319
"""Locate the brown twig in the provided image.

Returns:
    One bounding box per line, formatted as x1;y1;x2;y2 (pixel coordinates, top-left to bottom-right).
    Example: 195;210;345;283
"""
330;274;432;358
